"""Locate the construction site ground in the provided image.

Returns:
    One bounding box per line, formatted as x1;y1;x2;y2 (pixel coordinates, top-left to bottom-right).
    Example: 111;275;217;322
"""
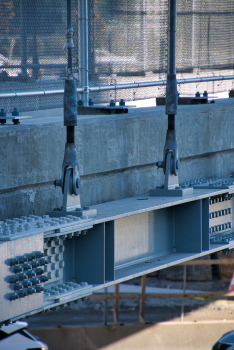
27;277;233;327
26;277;234;350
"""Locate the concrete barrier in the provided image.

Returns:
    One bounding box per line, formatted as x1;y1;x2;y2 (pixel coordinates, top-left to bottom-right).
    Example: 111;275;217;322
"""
1;99;234;220
29;320;234;350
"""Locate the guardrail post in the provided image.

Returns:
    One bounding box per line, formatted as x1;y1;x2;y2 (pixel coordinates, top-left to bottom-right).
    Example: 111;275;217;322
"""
139;274;147;323
103;287;108;325
113;284;119;325
181;265;187;322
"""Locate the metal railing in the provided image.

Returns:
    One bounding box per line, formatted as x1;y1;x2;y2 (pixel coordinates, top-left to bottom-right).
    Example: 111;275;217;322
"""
0;75;233;100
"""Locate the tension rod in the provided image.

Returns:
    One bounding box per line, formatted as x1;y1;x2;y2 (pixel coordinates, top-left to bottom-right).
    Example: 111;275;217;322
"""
150;0;193;197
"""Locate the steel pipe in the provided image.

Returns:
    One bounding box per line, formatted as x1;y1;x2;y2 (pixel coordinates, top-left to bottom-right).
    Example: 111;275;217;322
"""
166;0;177;115
80;0;89;106
67;0;72;72
168;0;176;76
0;75;233;99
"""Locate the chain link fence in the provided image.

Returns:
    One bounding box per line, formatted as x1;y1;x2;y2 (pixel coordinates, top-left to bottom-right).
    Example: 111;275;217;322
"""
0;0;234;112
0;0;78;112
87;0;168;103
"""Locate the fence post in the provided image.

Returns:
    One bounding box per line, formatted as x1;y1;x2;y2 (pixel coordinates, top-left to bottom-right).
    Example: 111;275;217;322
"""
103;287;108;325
80;0;89;106
139;274;147;323
181;265;187;322
113;284;119;325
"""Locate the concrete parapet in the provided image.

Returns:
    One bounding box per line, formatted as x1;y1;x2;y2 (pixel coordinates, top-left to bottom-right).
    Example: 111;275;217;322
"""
1;99;234;220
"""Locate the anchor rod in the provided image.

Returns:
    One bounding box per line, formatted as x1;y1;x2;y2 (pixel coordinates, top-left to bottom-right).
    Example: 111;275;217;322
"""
164;0;179;177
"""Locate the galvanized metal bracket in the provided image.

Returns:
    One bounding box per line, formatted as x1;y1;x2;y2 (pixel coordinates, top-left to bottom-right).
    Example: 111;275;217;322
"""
162;129;179;176
48;166;96;218
78;104;129;115
48;150;97;218
151;152;193;196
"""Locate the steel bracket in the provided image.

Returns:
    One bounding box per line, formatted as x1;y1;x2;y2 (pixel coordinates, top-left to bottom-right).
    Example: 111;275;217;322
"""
151;152;193;197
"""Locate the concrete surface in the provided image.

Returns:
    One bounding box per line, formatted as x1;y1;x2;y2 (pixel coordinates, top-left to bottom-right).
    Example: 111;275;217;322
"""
29;320;234;350
1;99;234;219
